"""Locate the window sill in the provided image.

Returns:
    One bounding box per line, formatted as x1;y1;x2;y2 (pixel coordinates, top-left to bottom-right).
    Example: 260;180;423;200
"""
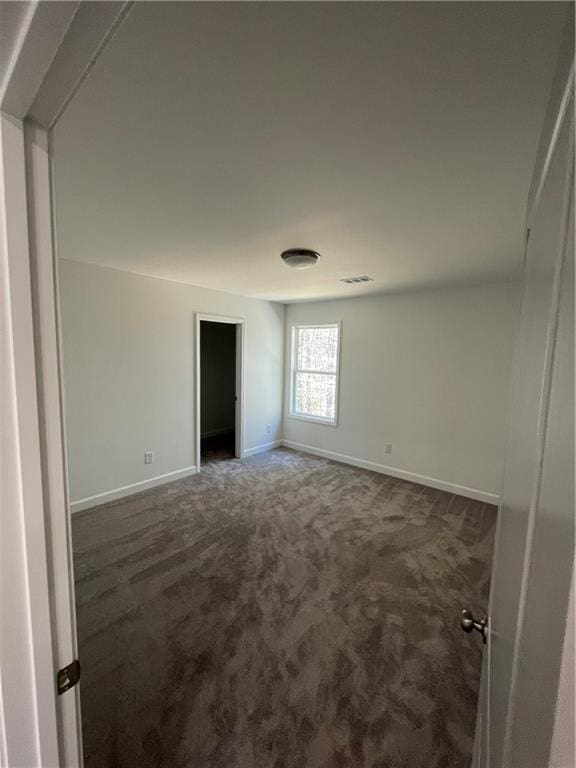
287;413;339;428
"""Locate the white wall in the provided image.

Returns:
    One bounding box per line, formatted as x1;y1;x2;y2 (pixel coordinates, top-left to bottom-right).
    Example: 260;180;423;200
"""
61;264;518;507
284;282;519;499
59;260;285;507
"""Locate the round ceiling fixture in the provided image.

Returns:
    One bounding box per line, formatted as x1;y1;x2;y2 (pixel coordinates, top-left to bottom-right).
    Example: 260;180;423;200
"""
281;248;320;269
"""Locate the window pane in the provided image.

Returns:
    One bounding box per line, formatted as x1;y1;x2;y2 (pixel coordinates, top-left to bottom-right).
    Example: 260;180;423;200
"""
294;372;336;420
296;326;339;372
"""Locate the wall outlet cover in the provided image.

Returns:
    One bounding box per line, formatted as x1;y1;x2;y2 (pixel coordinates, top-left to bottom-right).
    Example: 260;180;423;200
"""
144;451;154;464
266;424;272;434
384;443;392;455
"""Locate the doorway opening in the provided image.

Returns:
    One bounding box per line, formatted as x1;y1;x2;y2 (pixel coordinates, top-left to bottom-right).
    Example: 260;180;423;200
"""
196;314;244;470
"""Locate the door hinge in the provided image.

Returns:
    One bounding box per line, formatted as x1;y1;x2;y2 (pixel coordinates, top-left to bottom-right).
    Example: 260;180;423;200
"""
57;659;81;695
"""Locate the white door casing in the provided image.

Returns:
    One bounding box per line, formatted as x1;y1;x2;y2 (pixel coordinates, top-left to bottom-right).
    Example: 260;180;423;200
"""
0;107;61;768
25;121;83;767
1;3;133;765
195;313;246;470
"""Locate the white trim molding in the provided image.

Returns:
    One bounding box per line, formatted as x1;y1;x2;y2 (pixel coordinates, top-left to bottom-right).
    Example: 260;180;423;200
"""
25;121;83;765
243;440;283;458
70;466;197;513
0;112;60;768
281;440;500;505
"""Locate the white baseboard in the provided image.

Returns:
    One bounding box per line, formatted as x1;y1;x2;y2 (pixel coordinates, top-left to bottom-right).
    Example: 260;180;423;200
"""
243;440;283;458
281;440;499;505
70;465;198;513
70;441;498;512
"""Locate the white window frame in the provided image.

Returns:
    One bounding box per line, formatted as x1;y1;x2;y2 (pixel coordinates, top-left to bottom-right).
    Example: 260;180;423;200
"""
289;322;342;427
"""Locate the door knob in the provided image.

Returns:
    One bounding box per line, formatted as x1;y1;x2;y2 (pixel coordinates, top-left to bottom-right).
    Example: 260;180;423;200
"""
461;609;488;644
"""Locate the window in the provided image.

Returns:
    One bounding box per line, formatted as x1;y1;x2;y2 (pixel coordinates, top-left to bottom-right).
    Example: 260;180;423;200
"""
290;323;341;425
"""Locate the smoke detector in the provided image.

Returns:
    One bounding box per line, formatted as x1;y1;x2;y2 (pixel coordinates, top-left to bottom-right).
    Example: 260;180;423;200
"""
281;248;320;269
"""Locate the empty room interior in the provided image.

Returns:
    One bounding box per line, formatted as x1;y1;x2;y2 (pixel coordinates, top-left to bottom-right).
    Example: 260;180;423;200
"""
7;1;573;767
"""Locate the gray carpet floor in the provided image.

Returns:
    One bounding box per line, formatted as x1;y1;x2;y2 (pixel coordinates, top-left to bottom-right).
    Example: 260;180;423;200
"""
72;448;496;768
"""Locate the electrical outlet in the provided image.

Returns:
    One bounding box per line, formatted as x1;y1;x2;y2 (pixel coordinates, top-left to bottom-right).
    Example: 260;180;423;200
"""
384;443;392;456
144;451;154;464
266;424;272;435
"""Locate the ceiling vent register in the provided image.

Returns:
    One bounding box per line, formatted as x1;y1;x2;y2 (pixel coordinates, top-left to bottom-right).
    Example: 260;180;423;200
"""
339;275;374;284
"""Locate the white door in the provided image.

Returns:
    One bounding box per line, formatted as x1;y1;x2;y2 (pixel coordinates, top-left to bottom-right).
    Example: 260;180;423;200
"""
473;55;574;768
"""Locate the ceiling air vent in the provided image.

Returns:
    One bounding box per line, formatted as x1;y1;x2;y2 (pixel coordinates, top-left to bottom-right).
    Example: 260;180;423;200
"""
339;275;374;285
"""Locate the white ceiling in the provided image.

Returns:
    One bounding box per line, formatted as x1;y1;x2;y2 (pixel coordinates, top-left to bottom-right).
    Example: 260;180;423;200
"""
53;2;568;303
